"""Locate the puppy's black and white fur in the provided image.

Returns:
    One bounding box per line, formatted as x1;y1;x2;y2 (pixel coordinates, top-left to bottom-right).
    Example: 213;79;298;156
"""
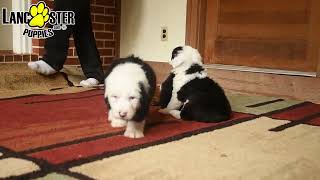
104;56;156;138
159;46;232;122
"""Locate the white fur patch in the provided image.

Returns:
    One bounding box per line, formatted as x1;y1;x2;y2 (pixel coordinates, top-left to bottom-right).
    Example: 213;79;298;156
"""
105;63;149;98
111;118;128;128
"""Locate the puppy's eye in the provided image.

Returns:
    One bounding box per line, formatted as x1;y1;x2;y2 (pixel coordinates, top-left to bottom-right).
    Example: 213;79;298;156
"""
111;95;118;99
129;96;136;100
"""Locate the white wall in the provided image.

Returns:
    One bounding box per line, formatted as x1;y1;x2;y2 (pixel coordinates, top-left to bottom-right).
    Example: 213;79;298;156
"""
0;0;13;50
0;0;31;53
120;0;187;62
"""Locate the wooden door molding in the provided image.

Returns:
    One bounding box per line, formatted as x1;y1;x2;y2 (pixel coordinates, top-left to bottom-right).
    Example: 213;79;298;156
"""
203;0;219;64
308;0;320;77
185;0;207;57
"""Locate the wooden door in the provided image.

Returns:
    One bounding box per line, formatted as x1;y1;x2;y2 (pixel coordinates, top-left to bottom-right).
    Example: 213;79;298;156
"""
201;0;320;72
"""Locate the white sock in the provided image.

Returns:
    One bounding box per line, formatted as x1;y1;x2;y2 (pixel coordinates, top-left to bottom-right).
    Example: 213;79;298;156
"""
28;60;57;75
79;78;100;87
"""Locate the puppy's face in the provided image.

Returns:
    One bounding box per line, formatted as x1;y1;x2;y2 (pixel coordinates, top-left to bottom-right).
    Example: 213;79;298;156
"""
108;90;141;120
170;46;202;68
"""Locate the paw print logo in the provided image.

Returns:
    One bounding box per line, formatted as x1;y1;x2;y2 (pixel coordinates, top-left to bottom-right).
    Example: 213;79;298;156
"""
28;1;50;28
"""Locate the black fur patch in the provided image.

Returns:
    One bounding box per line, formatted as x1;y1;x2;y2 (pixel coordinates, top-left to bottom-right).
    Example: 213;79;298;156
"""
171;46;183;60
185;64;204;74
104;97;110;109
177;77;232;122
133;82;150;122
159;73;175;108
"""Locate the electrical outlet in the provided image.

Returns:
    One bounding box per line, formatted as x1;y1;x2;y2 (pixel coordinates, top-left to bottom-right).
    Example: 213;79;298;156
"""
161;26;168;41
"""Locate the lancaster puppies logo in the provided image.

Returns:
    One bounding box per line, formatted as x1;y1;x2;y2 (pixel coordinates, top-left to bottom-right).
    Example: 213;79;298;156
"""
28;2;50;28
1;1;75;39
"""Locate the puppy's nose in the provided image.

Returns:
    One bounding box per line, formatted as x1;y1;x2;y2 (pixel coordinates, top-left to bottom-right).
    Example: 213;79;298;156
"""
119;112;127;118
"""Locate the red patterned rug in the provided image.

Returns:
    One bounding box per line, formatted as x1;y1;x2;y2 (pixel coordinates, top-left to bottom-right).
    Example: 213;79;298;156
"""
0;90;319;179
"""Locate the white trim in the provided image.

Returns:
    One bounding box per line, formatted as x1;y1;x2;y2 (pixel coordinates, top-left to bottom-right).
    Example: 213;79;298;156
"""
204;64;317;77
11;0;32;54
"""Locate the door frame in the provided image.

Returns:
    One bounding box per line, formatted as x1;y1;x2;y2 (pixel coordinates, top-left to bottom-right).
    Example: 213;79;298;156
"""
185;0;320;77
12;0;32;54
185;0;207;58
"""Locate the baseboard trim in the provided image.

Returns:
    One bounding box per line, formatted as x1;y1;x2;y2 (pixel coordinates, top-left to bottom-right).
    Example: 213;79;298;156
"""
205;64;317;77
147;61;320;103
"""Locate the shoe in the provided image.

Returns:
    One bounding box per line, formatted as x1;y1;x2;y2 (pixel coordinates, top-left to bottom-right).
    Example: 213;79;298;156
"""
28;60;57;75
79;78;100;87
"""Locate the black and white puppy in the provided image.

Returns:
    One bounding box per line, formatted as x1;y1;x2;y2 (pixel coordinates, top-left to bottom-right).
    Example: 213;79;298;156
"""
159;46;232;122
104;56;156;138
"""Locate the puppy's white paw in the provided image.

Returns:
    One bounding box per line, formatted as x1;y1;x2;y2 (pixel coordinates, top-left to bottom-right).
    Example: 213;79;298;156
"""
169;110;181;119
159;108;170;114
124;129;144;138
111;118;127;128
124;120;145;139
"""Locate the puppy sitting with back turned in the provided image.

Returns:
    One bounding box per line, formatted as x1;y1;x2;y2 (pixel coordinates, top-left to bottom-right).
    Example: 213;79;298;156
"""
159;46;232;122
104;56;156;138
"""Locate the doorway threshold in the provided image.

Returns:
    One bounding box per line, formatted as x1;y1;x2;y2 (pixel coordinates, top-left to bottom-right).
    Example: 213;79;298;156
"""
204;64;317;77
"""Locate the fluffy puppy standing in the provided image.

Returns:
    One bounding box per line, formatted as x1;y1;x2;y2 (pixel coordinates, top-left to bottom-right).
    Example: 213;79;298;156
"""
104;56;156;138
159;46;232;122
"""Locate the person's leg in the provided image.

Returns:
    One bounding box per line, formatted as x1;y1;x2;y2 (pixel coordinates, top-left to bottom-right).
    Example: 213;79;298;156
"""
72;0;104;85
41;28;72;71
28;0;73;75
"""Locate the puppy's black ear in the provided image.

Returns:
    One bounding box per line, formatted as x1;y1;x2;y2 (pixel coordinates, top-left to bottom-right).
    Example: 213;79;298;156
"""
133;82;149;122
104;97;110;109
171;46;183;60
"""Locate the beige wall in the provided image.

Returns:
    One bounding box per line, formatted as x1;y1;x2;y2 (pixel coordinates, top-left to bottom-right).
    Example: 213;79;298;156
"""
120;0;187;62
0;0;13;50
